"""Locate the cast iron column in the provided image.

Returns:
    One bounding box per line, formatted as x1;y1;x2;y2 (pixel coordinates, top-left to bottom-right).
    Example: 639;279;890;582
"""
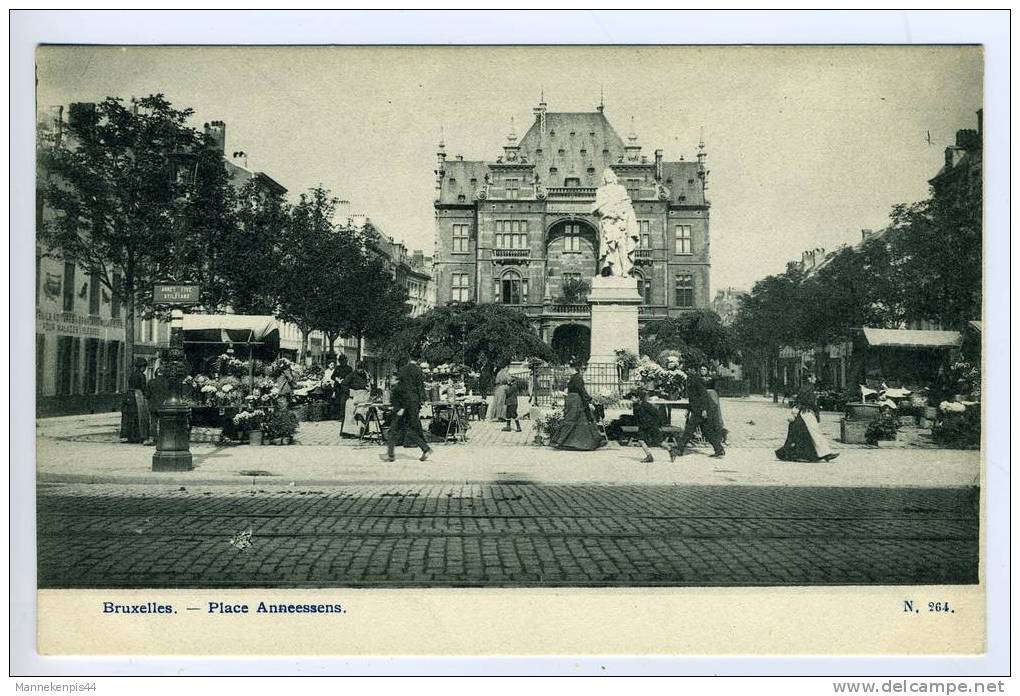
152;308;193;471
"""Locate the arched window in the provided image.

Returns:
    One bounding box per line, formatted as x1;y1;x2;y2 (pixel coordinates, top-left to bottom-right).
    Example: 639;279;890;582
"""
495;269;527;305
633;270;652;305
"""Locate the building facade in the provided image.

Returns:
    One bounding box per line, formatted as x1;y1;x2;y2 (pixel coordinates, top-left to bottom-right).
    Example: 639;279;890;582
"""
433;98;711;358
35;105;175;416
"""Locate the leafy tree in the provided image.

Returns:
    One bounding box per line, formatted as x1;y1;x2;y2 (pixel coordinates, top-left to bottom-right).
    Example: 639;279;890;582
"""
639;309;737;364
797;236;904;345
332;249;410;363
887;194;981;328
217;180;289;315
274;186;342;361
379;302;554;388
38;95;218;382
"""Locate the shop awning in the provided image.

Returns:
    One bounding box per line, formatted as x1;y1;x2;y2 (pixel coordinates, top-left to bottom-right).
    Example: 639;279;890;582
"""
859;328;962;349
182;314;280;345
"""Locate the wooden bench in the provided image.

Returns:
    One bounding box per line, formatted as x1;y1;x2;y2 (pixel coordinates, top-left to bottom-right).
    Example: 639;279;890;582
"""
619;425;641;446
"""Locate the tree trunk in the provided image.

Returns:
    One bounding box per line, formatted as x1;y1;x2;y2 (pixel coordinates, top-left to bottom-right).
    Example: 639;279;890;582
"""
123;289;135;391
355;335;363;364
299;328;310;365
328;333;337;353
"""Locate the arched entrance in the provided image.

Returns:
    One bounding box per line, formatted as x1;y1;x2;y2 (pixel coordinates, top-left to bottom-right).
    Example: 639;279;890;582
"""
551;323;591;364
545;218;599;301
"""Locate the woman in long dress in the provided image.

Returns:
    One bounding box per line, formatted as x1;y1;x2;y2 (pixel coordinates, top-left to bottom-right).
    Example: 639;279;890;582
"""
488;365;511;421
340;361;371;437
120;358;151;444
550;362;607;451
775;374;838;462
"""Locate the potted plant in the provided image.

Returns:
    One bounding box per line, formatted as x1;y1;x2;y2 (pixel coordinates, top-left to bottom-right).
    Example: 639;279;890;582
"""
864;410;900;445
233;409;267;446
614;349;639;381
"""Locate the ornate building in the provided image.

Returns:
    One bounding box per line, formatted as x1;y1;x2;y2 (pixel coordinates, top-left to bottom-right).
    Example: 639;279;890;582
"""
433;97;711;358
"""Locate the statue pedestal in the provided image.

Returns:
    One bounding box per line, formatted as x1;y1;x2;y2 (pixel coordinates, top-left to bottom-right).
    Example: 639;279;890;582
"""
587;275;641;369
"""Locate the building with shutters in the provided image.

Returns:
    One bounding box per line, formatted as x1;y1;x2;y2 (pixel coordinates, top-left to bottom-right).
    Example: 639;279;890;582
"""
432;96;712;360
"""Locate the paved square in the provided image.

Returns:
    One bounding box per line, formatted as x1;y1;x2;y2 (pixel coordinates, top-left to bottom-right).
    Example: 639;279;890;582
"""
37;482;978;588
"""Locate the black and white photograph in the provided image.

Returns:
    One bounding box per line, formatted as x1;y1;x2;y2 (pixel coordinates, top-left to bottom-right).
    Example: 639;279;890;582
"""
12;11;1007;672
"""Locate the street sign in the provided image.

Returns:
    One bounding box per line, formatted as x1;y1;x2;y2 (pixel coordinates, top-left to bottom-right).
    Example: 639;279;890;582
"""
153;284;201;305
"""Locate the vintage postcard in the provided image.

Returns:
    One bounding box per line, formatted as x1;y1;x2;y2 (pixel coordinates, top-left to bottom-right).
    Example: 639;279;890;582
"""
26;41;989;660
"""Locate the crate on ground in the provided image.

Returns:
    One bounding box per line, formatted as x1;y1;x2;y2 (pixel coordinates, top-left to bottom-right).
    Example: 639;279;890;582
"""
840;418;870;445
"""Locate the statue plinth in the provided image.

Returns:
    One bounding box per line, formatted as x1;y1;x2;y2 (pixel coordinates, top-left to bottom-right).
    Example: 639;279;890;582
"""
587;275;641;370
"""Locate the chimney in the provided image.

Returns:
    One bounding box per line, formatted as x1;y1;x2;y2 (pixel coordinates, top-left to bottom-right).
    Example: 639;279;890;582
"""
204;120;226;154
654;149;663;180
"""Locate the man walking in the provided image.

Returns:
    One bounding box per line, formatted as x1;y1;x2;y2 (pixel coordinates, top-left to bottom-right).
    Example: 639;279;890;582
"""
381;370;432;462
671;364;726;460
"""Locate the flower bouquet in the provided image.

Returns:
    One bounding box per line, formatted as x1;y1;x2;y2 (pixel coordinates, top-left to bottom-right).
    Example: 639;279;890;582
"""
532;407;565;446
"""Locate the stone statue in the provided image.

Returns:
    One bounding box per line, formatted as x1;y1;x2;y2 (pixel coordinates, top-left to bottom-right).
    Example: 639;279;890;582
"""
591;168;639;278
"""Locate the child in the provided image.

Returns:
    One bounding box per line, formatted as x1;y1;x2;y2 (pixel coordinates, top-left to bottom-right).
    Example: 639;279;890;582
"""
501;376;522;432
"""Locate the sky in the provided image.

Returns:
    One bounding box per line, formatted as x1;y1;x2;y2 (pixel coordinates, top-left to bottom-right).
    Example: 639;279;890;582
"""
36;45;982;293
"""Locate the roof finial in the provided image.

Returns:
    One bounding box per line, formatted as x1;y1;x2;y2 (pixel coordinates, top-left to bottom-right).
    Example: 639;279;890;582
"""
628;116;638;143
540;88;545;105
438;125;446;150
508;116;517;143
598;86;605;112
698;125;705;150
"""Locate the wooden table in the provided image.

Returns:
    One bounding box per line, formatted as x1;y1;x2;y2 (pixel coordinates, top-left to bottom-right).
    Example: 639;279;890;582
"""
430;401;470;442
648;399;691;426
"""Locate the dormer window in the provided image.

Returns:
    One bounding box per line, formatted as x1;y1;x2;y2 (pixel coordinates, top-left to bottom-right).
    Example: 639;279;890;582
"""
449;178;456;184
536;148;543;155
602;149;610;157
589;131;596;137
549;130;556;136
580;148;587;155
457;194;466;202
550;167;558;174
558;148;565;156
569;131;575;136
470;178;477;186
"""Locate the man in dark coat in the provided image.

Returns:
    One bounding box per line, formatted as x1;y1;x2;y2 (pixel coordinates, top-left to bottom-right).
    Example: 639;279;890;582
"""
381;372;432;462
397;358;428;441
672;366;726;459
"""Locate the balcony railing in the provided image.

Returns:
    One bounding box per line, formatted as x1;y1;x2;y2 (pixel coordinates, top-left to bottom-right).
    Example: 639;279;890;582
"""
492;248;531;261
545;186;597;200
638;306;668;317
544;303;590;315
633;248;653;262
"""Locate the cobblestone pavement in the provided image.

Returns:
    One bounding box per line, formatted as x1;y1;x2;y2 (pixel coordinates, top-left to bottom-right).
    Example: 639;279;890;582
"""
37;481;978;588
